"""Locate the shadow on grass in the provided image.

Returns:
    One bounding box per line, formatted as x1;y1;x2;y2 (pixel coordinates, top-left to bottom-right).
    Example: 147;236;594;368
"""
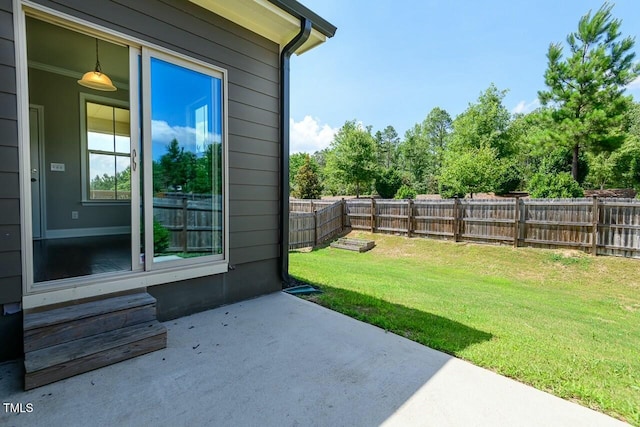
292;277;493;356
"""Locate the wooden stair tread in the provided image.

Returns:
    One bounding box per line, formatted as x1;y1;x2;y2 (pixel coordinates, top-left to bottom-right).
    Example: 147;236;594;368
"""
25;321;166;373
24;293;156;331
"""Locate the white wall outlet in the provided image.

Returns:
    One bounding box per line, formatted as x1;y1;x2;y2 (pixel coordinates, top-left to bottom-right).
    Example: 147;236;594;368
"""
71;211;79;220
51;163;65;172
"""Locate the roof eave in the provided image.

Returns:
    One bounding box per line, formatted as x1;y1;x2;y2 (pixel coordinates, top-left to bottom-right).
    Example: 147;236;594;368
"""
265;0;337;38
189;0;335;55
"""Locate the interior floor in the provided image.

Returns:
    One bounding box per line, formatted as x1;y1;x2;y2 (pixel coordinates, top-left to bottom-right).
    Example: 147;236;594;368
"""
33;234;131;282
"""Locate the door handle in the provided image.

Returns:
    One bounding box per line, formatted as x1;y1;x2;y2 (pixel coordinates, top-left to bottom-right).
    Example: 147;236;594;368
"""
31;178;37;182
132;149;137;171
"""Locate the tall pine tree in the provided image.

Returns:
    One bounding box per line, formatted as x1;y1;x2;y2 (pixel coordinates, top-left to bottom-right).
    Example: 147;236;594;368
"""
538;3;640;181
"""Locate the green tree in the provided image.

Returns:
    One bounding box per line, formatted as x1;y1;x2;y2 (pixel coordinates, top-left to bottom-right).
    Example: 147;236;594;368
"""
374;125;400;169
538;3;640;181
293;155;322;199
539;146;589;185
439;146;501;198
508;108;572;189
156;138;197;191
311;148;329;170
450;84;513;157
90;166;131;198
585;152;615;189
423;107;452;169
325;120;377;198
398;107;452;193
399;122;431;193
190;143;214;194
375;168;403;199
289;152;308;193
442;84;518;195
153;139;220;195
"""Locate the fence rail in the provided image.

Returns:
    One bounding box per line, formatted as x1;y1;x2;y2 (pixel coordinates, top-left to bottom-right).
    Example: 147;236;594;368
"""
154;196;222;253
289;197;640;259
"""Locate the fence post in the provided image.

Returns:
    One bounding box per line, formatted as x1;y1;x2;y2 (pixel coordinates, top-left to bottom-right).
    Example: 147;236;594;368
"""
310;200;314;213
182;197;188;253
513;197;520;248
313;208;318;246
370;198;376;233
592;196;599;255
341;198;345;231
453;197;460;242
407;199;414;238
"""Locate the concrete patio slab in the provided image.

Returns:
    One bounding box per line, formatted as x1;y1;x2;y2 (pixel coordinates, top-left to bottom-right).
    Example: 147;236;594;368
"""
0;292;628;426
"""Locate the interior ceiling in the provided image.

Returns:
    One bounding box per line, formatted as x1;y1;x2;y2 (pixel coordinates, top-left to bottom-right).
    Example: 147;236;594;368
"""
26;17;129;85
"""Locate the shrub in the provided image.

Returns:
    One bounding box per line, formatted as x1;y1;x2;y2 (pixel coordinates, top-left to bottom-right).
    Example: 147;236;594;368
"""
494;161;522;195
528;172;584;198
394;185;417;199
375;168;403;199
439;183;465;199
153;218;170;253
293;155;322;199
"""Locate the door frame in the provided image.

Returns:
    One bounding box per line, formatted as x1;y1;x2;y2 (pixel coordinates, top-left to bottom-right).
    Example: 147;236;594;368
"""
28;104;46;240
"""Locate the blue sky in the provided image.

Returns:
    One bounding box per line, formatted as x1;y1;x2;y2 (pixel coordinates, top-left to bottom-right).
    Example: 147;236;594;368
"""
151;58;221;160
289;0;640;153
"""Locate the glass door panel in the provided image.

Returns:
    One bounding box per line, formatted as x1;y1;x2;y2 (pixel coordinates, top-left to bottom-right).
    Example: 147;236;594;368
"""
146;55;223;266
25;16;133;283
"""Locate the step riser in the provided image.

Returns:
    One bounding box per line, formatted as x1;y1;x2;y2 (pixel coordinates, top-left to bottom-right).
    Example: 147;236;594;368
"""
23;292;156;331
25;333;167;390
24;305;157;353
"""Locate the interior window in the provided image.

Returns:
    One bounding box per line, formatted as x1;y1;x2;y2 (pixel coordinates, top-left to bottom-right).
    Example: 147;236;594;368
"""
86;102;131;200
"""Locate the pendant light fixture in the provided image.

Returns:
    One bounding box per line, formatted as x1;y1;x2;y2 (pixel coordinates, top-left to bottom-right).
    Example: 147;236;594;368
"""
77;38;117;92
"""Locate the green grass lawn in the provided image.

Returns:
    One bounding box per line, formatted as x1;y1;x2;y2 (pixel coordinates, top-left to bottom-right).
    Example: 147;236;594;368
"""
289;231;640;425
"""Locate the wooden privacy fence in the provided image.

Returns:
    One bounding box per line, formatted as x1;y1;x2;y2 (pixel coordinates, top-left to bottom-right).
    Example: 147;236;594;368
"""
154;196;223;253
290;197;640;259
289;200;345;249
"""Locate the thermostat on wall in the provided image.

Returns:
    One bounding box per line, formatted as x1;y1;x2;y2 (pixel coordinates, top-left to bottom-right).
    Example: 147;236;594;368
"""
50;163;65;172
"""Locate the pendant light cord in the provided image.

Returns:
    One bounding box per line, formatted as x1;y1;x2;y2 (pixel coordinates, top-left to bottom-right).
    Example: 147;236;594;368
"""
95;39;102;74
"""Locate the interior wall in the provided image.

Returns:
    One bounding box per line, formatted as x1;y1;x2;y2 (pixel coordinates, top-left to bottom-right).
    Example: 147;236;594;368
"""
27;67;130;233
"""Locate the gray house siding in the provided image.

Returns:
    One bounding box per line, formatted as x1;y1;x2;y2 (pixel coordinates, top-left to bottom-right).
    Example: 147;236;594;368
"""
0;0;285;354
0;0;23;361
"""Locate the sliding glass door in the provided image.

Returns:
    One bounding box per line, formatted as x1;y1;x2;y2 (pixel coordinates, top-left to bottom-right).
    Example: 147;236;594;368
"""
22;13;227;294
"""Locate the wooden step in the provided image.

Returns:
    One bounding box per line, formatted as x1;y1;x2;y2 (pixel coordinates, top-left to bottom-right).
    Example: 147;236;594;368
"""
330;237;375;252
24;293;157;352
24;321;167;390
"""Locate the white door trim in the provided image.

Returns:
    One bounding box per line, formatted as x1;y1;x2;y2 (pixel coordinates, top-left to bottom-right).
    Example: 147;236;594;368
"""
28;104;46;240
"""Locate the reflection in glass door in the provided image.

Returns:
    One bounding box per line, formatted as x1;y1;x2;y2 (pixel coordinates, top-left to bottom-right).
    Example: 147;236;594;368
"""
145;54;223;267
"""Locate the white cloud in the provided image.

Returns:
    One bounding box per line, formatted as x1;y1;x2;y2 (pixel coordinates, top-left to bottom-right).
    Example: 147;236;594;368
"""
151;120;220;155
290;116;337;154
627;75;640;91
512;99;540;115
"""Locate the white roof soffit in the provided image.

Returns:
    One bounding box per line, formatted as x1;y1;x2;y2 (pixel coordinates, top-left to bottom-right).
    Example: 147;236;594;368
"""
189;0;327;54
